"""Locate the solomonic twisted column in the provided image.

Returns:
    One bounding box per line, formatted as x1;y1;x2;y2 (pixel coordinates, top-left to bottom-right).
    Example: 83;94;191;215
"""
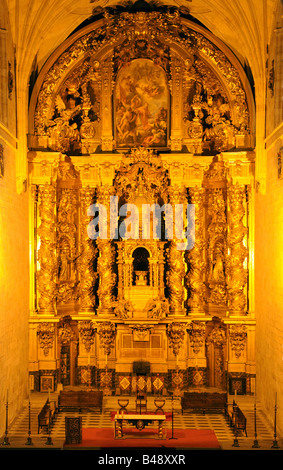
226;182;248;315
37;183;57;313
78;186;97;311
97;238;117;314
185;186;206;314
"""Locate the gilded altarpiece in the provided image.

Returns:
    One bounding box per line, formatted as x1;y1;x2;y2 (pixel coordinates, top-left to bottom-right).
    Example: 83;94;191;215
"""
28;7;256;394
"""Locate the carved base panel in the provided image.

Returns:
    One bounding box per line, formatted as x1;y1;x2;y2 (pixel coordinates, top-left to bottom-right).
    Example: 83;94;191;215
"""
28;317;255;395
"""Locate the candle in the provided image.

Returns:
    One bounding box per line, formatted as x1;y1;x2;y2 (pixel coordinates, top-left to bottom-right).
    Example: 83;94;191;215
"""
254;378;256;403
6;390;8;403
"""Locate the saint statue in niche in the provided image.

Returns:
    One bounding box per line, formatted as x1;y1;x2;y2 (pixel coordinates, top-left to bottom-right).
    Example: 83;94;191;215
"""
115;59;169;148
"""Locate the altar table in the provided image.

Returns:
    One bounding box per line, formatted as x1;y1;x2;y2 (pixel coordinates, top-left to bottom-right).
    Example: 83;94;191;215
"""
114;413;166;439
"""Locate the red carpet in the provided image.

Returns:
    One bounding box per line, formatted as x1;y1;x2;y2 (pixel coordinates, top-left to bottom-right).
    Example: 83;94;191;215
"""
64;427;221;449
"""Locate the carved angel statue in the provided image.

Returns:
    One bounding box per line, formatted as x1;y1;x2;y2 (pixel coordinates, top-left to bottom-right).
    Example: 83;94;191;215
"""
112;299;134;319
146;297;169;320
47;94;82;152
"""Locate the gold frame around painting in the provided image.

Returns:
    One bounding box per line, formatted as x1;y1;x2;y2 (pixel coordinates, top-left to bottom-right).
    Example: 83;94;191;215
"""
114;58;169;150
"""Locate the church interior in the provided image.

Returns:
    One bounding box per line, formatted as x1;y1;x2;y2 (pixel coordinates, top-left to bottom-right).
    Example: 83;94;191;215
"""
0;0;283;451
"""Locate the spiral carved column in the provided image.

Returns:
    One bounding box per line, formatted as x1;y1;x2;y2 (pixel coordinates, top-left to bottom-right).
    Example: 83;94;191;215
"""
78;186;97;311
185;186;206;314
166;185;187;315
226;182;248;315
37;183;57;314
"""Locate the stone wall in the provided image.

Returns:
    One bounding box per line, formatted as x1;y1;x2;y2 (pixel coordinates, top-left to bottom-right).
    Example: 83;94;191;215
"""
0;0;29;437
255;2;283;434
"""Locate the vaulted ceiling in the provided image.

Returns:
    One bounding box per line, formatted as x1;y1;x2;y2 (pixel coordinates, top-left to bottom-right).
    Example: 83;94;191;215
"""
7;0;279;91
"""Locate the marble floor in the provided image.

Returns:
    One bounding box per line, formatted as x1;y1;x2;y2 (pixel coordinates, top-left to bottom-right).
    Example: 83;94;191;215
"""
0;392;281;451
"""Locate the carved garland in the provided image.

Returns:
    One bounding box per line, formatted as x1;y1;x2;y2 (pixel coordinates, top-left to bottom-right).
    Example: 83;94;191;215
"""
78;320;96;352
166;322;186;356
187;321;206;355
229;324;247;358
37;323;55;356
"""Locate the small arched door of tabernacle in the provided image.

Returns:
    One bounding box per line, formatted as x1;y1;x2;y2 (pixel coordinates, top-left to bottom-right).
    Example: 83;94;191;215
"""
206;319;227;390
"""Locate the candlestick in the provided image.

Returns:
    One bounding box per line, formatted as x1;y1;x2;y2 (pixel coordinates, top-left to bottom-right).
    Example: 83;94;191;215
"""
25;400;33;446
252;400;260;448
271;392;280;449
2;396;10;445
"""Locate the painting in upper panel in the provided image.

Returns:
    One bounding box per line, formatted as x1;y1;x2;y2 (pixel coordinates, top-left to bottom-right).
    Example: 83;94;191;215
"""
115;59;169;149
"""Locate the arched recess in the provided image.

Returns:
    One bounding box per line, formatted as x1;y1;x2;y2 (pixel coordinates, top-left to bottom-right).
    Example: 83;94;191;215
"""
28;8;255;155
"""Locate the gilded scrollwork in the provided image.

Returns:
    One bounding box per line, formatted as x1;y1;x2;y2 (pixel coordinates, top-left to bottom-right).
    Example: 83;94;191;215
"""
203;155;228;309
32;8;251;156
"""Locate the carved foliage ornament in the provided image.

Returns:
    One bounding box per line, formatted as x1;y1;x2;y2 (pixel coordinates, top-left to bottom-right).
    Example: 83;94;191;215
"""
58;320;76;345
37;323;55;356
229;324;247;358
187;321;206;355
166;322;186;356
98;322;117;356
78;320;96;352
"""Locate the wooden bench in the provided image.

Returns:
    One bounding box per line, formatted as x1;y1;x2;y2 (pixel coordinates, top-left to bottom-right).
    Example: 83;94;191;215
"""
227;401;247;436
58;390;103;412
181;391;228;414
38;399;57;433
